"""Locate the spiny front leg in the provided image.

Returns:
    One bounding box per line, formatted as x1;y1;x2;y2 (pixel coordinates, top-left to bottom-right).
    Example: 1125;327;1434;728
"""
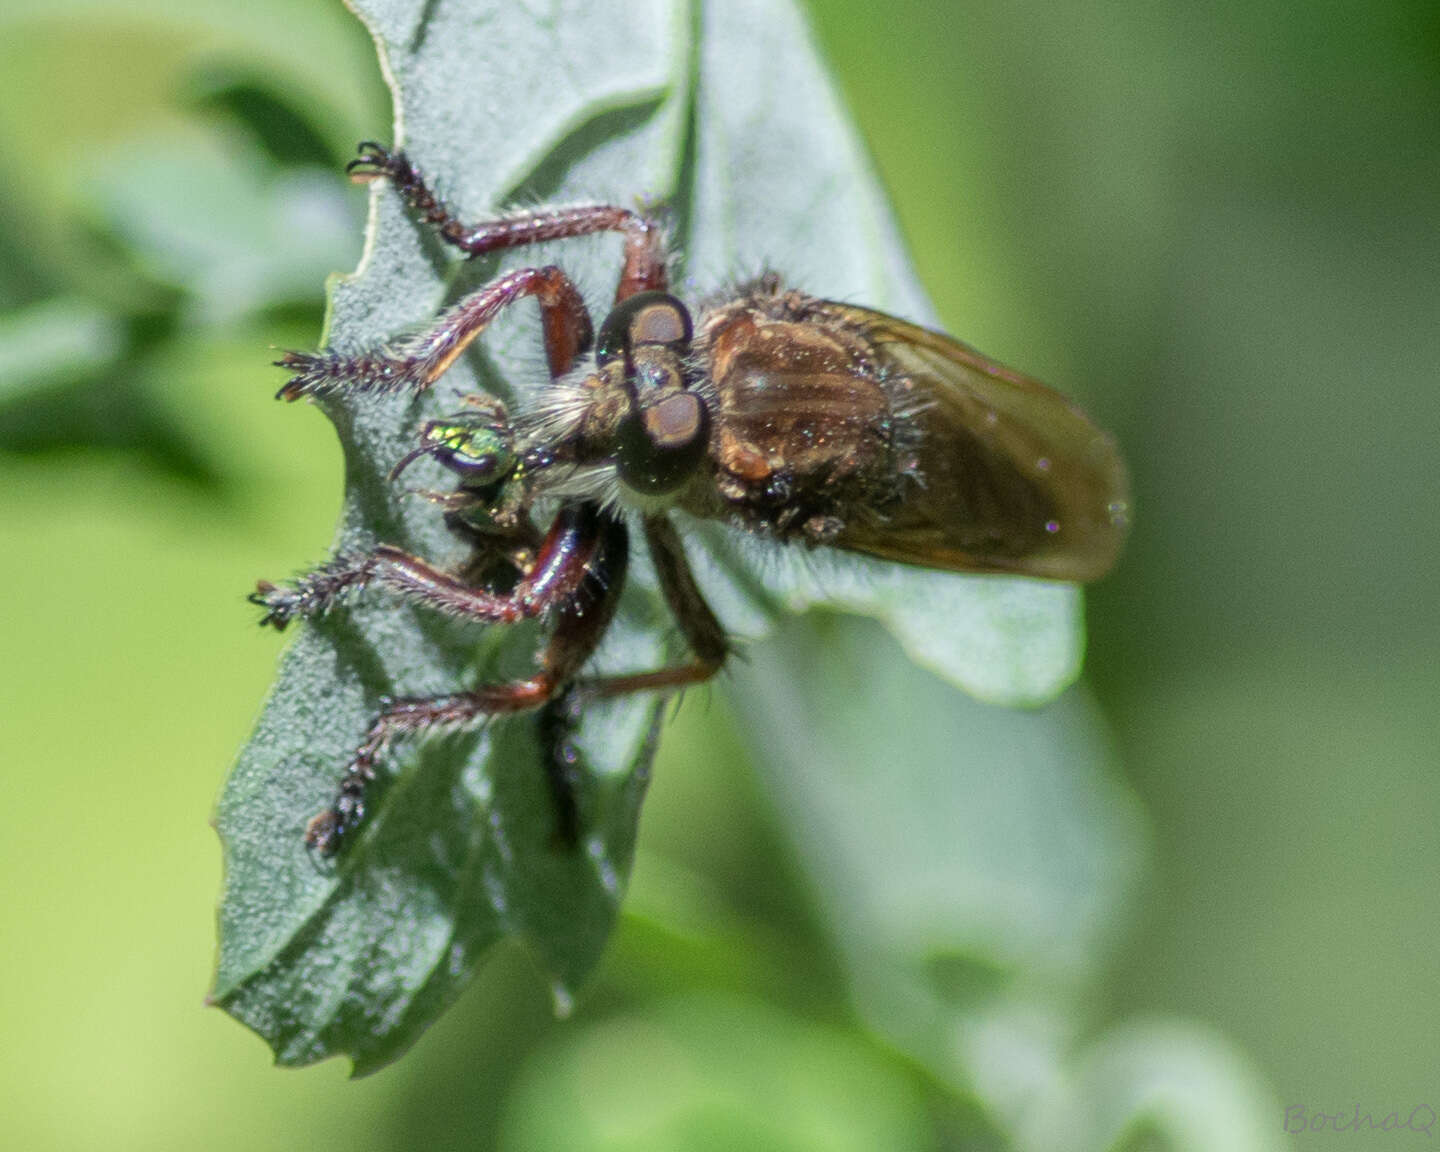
250;551;382;629
347;141;669;299
275;264;591;401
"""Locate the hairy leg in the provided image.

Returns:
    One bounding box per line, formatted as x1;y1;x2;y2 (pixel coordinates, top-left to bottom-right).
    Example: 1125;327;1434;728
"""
276;264;591;401
348;141;669;300
252;502;610;629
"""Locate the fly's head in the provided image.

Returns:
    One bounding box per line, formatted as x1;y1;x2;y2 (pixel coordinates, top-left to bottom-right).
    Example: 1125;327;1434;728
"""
589;291;711;498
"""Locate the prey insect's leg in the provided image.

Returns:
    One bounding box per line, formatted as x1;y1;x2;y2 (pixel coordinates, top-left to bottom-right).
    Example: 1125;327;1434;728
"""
305;506;630;855
347;142;668;299
277;264;591;401
446;511;543;594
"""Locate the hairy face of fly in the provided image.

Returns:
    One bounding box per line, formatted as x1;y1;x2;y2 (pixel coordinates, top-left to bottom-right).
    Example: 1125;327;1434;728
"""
522;291;712;508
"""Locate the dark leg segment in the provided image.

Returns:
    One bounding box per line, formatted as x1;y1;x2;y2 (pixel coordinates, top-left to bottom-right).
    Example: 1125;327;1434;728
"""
642;516;730;667
531;515;729;713
591;514;731;696
447;510;543;595
277;264;592;401
348;142;668;300
537;689;585;848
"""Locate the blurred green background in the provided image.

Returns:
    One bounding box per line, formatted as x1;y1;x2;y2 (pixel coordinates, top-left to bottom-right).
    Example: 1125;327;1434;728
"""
2;0;1437;1149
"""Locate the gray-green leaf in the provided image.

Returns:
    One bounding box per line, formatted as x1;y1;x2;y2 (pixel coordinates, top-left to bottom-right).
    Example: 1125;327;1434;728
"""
214;0;1083;1072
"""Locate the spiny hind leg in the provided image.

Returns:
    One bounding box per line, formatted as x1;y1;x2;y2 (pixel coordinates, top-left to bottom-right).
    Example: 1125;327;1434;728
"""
304;673;560;855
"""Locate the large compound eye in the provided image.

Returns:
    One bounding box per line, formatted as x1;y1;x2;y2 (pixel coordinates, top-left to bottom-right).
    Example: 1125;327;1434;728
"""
617;391;709;495
596;291;693;365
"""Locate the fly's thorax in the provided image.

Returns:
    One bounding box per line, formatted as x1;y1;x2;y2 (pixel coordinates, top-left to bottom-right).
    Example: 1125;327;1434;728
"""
691;304;901;542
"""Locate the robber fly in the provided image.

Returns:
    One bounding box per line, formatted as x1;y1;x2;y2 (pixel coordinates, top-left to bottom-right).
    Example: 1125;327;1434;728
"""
253;142;1130;855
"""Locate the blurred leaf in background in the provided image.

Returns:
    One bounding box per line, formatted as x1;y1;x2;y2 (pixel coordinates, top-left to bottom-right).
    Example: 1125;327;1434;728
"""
0;0;376;484
809;0;1440;1146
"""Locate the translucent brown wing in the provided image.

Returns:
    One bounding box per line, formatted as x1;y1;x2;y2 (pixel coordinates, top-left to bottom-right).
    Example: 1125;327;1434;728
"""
822;304;1130;582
